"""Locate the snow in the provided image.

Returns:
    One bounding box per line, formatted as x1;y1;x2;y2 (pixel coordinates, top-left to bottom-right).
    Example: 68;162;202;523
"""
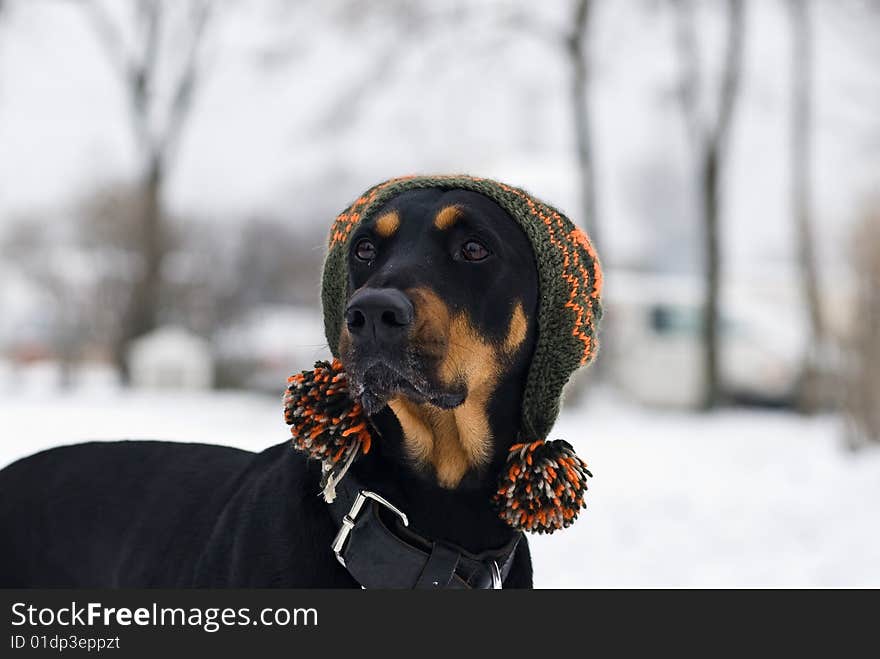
530;392;880;588
1;379;877;588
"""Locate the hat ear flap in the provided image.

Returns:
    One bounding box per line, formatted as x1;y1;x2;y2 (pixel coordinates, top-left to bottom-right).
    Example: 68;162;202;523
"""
494;440;592;534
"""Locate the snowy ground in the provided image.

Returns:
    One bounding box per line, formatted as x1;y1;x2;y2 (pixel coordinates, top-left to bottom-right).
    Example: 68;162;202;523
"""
1;381;878;588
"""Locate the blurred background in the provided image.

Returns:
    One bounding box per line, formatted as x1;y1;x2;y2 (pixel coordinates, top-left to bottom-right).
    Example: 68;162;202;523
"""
0;0;878;587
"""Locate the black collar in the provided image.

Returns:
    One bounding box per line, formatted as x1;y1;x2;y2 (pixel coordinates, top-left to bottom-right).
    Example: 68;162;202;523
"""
327;475;521;589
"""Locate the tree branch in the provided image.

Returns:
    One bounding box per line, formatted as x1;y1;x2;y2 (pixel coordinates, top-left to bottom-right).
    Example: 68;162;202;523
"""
158;0;211;163
503;5;566;48
129;0;161;156
568;0;601;242
712;0;745;151
568;0;590;55
81;0;133;83
672;0;703;150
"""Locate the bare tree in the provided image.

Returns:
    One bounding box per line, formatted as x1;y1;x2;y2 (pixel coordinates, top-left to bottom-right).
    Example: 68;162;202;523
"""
843;208;880;449
78;0;213;380
1;220;93;388
76;181;178;354
787;0;825;412
307;0;439;136
568;0;601;248
502;1;601;243
673;0;746;409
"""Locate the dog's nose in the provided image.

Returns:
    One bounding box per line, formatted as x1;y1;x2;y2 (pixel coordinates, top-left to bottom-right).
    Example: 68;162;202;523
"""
346;288;414;343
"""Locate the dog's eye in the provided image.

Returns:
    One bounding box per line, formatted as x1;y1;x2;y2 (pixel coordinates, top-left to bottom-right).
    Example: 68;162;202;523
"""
354;238;377;262
461;240;490;262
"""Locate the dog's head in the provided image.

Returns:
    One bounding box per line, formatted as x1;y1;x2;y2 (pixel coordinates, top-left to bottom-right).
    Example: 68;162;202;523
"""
336;188;539;486
320;176;602;497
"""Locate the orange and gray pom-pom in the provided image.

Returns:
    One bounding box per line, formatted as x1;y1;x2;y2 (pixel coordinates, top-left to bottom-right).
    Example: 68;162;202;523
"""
494;440;592;534
283;359;372;465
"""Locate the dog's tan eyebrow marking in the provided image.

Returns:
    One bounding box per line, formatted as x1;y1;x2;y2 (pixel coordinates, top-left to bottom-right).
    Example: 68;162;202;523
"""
433;205;463;231
374;210;400;237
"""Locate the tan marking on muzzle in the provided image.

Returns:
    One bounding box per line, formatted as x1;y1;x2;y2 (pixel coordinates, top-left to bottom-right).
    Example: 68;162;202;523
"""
338;323;352;358
389;289;528;488
504;302;527;354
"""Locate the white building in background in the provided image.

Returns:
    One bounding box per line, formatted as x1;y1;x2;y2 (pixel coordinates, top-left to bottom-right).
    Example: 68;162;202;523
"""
128;326;213;390
214;304;326;393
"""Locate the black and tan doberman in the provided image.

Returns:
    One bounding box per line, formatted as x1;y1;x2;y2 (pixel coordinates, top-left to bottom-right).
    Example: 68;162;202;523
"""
0;188;540;588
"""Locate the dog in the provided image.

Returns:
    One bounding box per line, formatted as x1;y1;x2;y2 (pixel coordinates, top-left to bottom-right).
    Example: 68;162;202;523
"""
0;187;544;588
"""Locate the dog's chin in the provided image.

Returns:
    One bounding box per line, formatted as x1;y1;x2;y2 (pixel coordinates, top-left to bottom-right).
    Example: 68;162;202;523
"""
347;361;466;416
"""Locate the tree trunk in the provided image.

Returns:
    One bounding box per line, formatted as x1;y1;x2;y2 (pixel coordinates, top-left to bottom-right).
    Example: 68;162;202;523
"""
697;0;744;410
565;0;606;389
79;1;210;384
701;145;721;409
844;211;880;449
788;0;825;412
569;0;600;247
114;156;165;382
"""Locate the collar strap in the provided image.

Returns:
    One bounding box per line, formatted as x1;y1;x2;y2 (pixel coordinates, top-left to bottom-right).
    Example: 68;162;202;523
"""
328;478;520;589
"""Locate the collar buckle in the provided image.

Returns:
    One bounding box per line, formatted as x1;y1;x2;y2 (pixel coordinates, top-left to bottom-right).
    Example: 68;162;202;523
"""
490;560;502;589
331;490;409;567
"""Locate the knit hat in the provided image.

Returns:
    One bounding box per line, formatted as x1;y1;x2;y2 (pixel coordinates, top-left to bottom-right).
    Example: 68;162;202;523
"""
322;175;603;441
286;175;603;534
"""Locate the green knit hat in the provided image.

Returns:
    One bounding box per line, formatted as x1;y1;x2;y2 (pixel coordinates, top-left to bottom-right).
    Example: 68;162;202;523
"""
321;175;603;443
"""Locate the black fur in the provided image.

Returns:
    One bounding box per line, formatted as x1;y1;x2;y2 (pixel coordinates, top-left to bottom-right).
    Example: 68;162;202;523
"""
0;188;539;588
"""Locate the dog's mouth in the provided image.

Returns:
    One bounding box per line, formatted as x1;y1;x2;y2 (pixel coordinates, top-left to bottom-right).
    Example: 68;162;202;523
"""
345;357;466;416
